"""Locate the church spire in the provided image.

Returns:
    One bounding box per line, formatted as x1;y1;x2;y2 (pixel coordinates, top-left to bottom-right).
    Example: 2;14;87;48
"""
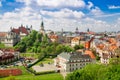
87;28;89;32
40;18;44;30
40;18;45;35
75;27;79;34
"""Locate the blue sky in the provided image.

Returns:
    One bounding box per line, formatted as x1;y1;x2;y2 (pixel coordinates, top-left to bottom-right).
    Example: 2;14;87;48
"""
0;0;120;32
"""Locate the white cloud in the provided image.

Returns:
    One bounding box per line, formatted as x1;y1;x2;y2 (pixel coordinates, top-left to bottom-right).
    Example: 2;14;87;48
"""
16;0;32;6
108;5;120;9
40;8;85;19
36;0;86;8
0;0;120;32
87;1;94;9
0;6;42;31
90;7;103;16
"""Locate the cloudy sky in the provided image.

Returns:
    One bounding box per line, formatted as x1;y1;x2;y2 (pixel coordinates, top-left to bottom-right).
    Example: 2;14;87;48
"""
0;0;120;32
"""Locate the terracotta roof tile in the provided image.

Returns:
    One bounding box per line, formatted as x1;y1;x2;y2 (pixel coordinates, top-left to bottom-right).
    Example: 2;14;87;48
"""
71;37;81;42
85;50;96;59
0;32;7;37
49;35;58;39
12;26;29;35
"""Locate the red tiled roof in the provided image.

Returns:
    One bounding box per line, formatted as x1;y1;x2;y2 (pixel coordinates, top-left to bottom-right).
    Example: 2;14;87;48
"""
85;42;90;49
87;31;95;35
12;26;29;35
71;37;81;42
12;28;20;34
49;35;58;39
97;44;105;50
109;44;117;51
0;49;18;61
0;32;7;37
85;50;96;59
19;26;29;34
108;38;117;44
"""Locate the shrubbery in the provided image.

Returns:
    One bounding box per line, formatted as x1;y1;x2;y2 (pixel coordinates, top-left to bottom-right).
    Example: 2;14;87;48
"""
66;59;120;80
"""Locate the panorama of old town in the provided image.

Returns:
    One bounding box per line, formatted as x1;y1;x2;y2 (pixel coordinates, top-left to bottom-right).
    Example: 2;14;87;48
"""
0;0;120;80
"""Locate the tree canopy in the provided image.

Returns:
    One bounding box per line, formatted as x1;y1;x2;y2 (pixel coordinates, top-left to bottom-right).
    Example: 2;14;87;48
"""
14;30;74;56
66;59;120;80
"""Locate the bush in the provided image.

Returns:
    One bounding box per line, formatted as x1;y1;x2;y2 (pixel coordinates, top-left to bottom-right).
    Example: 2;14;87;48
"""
35;70;56;75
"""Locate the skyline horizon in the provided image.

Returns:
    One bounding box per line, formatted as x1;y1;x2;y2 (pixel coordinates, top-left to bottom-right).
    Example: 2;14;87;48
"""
0;0;120;32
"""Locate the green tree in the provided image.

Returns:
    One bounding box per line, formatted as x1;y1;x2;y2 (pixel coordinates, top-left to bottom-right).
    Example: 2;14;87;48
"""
66;63;120;80
0;42;5;48
74;44;84;50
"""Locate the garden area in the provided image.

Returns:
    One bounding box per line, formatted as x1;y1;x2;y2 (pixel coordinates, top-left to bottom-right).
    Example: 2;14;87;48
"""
1;66;63;80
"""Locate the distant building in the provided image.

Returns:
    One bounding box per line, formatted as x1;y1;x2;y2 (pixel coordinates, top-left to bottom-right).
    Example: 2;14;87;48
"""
2;31;20;47
54;52;92;72
91;37;118;64
71;37;81;47
0;32;7;43
0;49;20;65
49;34;59;43
11;25;32;39
0;25;32;47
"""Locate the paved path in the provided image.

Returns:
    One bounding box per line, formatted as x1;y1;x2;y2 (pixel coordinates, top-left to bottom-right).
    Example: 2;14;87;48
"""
32;64;57;72
60;69;67;79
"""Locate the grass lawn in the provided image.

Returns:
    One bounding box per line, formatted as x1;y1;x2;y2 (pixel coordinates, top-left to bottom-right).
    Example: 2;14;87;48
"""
1;66;63;80
17;73;63;80
36;58;54;65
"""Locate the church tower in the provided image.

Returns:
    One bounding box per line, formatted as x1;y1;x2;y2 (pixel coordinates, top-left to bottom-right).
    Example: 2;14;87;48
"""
40;20;45;35
75;27;79;34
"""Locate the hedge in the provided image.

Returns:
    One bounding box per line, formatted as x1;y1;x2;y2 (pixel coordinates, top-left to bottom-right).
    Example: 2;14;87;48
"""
27;54;45;68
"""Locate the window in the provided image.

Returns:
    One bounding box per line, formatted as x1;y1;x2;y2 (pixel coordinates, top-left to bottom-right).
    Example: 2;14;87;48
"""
76;68;78;70
74;60;76;62
76;64;77;66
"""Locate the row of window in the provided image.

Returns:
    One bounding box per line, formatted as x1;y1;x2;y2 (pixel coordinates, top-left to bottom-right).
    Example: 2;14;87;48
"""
70;59;91;62
69;67;82;71
69;63;89;67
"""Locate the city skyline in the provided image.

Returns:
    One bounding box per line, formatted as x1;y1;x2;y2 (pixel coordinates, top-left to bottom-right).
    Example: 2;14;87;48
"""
0;0;120;32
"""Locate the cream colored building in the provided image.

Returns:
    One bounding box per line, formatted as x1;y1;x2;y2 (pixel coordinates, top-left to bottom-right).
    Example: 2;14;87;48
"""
54;52;92;72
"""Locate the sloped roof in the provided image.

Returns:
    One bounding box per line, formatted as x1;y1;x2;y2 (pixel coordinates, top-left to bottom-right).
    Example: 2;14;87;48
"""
71;37;81;42
59;52;71;60
49;34;58;39
59;52;91;60
0;32;7;37
12;26;29;35
85;50;96;59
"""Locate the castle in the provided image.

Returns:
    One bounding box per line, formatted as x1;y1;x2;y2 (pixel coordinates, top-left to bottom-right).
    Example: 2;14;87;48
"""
0;25;32;47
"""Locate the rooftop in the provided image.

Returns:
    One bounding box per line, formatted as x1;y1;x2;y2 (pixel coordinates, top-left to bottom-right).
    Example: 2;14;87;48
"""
58;52;91;61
